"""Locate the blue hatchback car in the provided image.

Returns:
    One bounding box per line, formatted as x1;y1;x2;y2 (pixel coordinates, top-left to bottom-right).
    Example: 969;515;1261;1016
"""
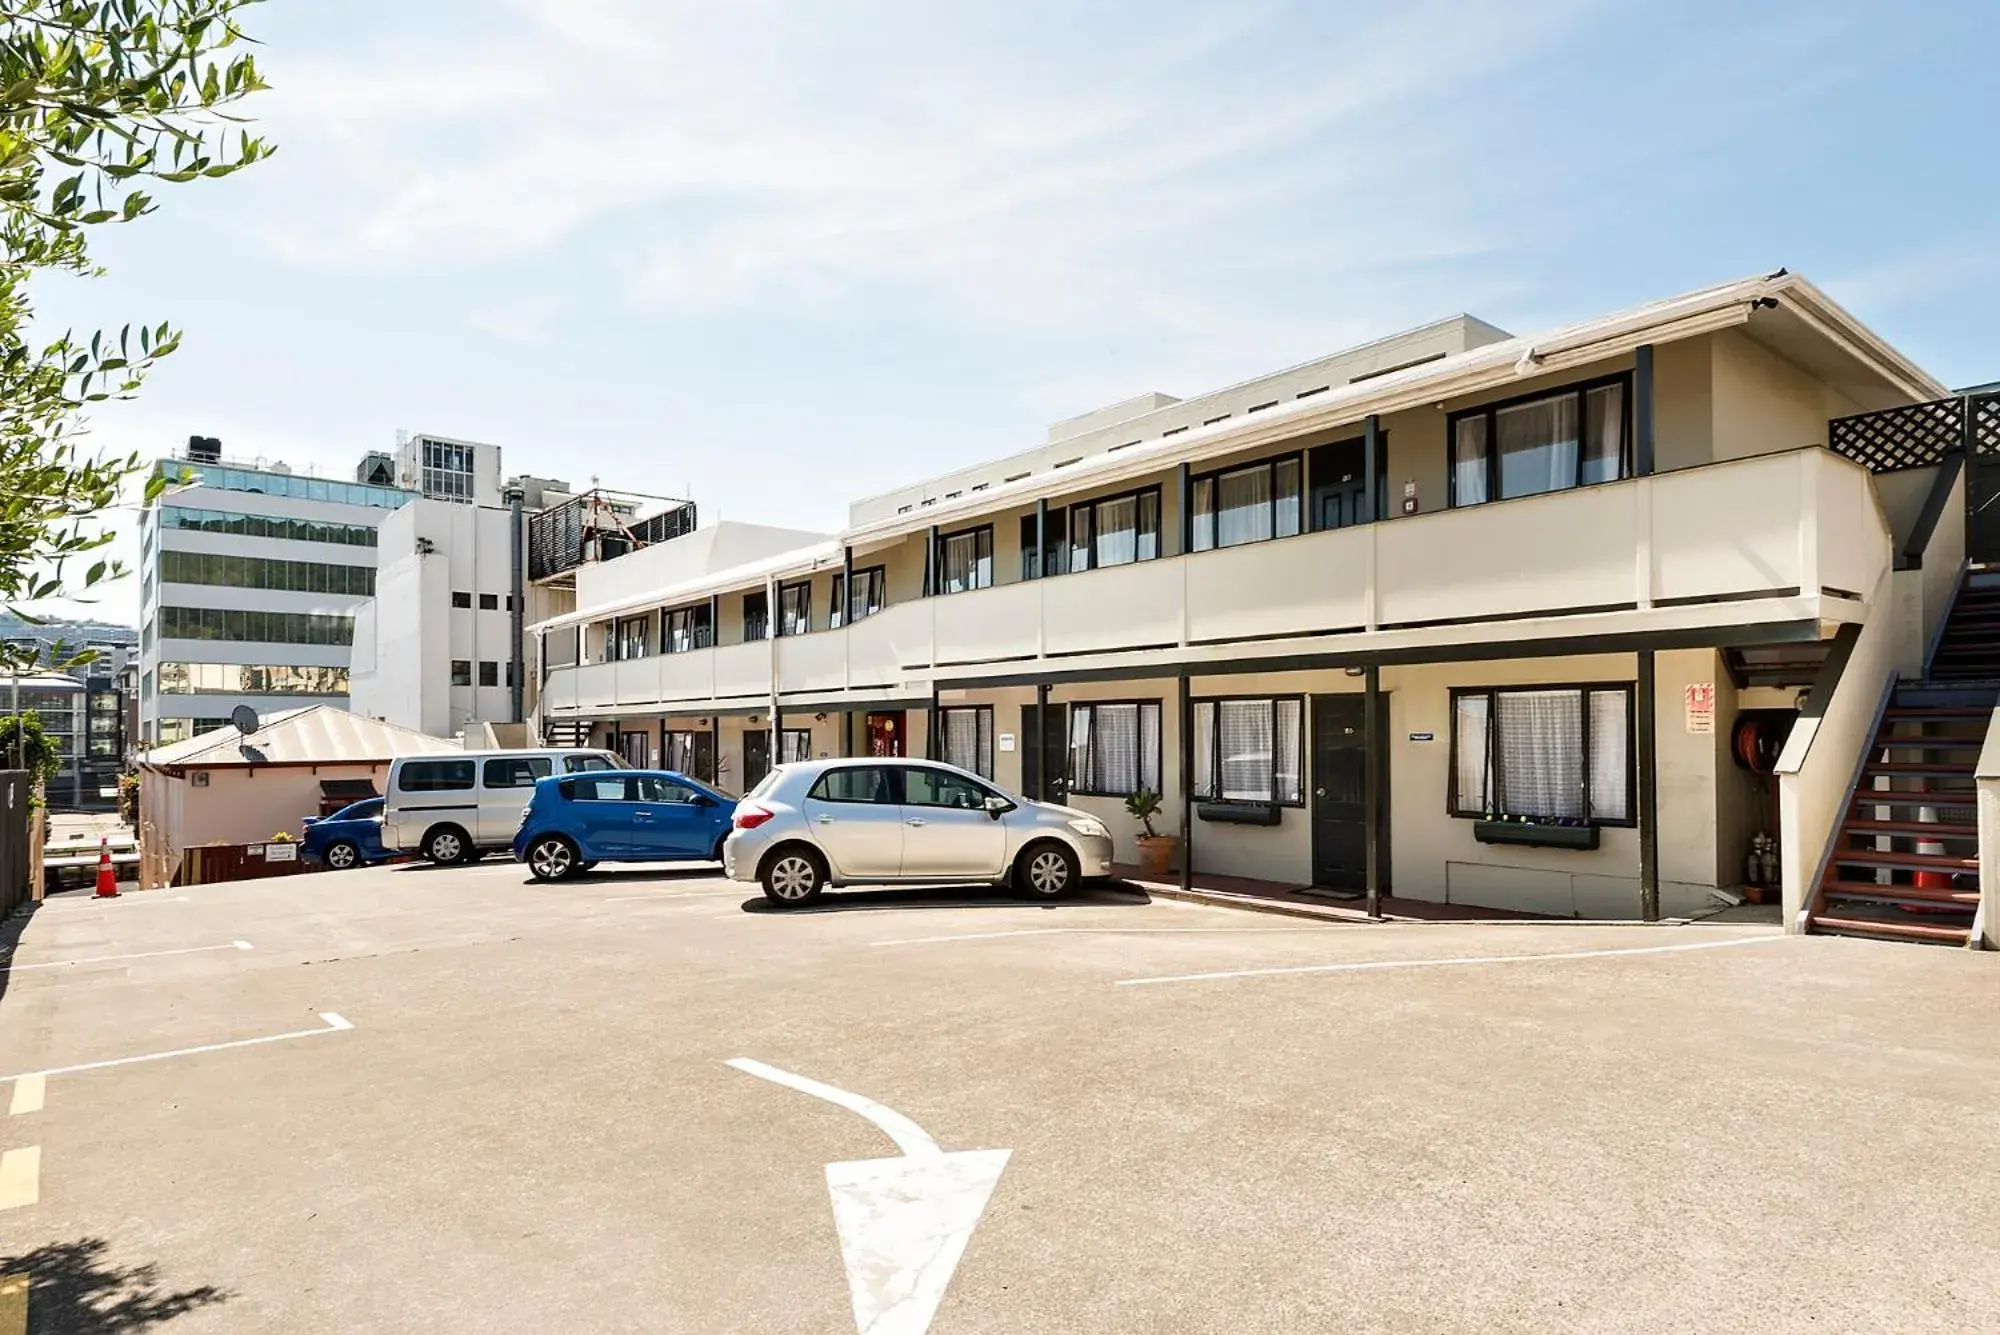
301;797;390;870
512;770;737;882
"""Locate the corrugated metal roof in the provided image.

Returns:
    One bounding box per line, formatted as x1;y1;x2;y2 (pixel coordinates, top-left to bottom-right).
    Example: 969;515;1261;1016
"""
141;705;463;769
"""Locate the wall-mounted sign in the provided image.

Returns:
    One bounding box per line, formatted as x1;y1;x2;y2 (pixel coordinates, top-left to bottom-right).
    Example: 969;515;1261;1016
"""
1408;731;1435;742
998;732;1016;752
264;842;298;863
1684;682;1716;735
1402;479;1419;516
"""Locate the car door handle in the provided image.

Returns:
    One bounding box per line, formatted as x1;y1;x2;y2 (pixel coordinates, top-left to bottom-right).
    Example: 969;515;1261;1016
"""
633;810;653;821
905;817;927;827
817;815;835;825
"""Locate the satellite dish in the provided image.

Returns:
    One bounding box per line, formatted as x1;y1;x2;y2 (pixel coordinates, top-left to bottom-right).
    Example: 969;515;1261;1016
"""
231;705;260;736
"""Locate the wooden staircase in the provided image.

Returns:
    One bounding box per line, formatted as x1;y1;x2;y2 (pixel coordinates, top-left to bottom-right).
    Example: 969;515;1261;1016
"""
1808;572;1998;945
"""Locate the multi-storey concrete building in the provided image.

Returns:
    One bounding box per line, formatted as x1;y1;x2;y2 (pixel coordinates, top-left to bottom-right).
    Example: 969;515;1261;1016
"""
138;441;415;744
529;270;2000;947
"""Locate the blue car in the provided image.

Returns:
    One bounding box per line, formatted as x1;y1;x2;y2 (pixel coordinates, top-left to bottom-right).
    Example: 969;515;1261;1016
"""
301;797;390;870
512;770;737;882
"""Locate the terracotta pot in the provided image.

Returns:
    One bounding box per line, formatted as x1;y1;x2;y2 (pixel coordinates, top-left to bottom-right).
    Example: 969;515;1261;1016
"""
1135;835;1176;875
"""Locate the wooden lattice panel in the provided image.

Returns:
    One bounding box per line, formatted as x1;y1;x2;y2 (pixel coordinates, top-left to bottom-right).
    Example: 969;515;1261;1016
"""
1830;397;1964;473
1973;393;2000;457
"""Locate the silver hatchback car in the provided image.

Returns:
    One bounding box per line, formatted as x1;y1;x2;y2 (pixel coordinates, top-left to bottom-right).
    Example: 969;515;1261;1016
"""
722;757;1116;906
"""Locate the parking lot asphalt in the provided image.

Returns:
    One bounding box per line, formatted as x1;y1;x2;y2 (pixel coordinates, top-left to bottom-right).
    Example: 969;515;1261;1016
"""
1;862;1997;1333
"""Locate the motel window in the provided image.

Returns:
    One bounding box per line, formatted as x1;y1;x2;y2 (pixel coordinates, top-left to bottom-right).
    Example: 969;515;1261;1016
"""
452;591;472;609
1449;685;1633;824
479;593;499;611
779;728;813;764
778;581;813;637
1190;455;1302;552
935;526;993;594
1448;376;1629;507
830;567;886;628
743;591;769;642
664;730;717;784
1192;698;1304;806
664;605;713;653
616;615;651;661
1024;488;1162;578
479;661;499;687
1067;701;1162;798
451;659;472;686
939;706;994;779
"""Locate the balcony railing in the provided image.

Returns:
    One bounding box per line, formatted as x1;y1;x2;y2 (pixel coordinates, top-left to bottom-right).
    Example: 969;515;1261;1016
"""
543;448;1888;715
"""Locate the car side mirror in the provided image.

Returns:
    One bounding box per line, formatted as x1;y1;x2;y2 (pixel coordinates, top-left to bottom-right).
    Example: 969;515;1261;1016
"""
691;793;716;808
983;794;1013;820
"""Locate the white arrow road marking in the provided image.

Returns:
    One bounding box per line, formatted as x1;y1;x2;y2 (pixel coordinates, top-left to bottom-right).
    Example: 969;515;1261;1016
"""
727;1058;1010;1335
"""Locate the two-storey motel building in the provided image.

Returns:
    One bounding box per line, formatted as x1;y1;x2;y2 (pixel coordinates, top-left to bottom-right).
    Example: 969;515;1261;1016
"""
529;271;1988;936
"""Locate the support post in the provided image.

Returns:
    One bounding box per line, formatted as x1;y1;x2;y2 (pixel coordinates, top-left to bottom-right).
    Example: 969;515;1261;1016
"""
707;594;719;649
1363;414;1381;522
1365;664;1382;918
1634;344;1655;478
1637;648;1660;921
506;485;526;723
1034;499;1048;580
771;703;783;770
927;685;940;762
1178;672;1194;894
1176;462;1192;555
923;525;938;597
1035;682;1050;801
841;544;854;627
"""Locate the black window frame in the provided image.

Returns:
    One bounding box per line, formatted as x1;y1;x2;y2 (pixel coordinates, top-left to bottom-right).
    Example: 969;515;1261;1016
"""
830;565;887;628
451;591;473;609
1065;699;1164;799
742;590;769;642
478;660;499;687
778;727;813;764
662;603;715;653
937;705;995;779
1190;694;1307;807
450;659;472;686
663;728;717;784
1026;486;1164;579
933;523;994;595
1445;371;1633;509
1189;452;1304;553
478;593;499;611
614;614;652;661
1446;682;1636;827
776;580;813;637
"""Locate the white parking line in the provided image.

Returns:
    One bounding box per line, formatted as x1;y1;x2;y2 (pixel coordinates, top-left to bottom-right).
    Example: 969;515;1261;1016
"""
32;895;189;911
1115;934;1786;986
0;1012;353;1083
0;1148;38;1210
0;940;253;973
7;1076;42;1116
871;925;1343;947
601;887;750;904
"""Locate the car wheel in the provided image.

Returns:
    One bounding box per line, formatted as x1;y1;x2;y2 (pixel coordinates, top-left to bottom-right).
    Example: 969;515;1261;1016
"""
423;825;470;866
761;847;825;906
527;835;579;882
324;841;360;871
1015;841;1079;900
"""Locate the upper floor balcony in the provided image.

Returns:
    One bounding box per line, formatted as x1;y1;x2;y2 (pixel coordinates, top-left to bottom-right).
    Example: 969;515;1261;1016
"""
540;446;1889;717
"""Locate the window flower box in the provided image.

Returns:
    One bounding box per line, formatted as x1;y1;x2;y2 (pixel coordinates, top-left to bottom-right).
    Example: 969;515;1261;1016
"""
1472;819;1598;850
1197;801;1281;827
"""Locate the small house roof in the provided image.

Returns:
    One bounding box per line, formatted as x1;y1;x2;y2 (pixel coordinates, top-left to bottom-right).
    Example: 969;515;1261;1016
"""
140;705;462;772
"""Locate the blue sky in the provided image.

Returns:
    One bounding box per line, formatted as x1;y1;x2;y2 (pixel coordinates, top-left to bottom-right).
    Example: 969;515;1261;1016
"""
32;0;2000;622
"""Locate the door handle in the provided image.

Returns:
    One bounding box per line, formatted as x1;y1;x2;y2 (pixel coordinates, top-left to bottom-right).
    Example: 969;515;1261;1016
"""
816;815;835;825
633;810;653;820
1314;788;1326;798
905;817;927;827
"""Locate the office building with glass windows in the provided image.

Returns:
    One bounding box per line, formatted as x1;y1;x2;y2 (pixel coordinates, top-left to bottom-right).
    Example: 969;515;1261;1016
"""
138;444;417;745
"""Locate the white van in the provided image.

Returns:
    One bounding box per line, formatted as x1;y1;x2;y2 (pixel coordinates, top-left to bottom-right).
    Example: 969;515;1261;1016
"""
385;749;625;864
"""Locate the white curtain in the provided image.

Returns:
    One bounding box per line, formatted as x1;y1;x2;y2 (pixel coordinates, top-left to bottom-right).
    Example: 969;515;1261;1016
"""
1583;385;1625;485
943;531;990;592
1275;698;1303;803
1216;467;1272;547
1494;689;1584;819
1095;496;1137;567
1218;700;1275;801
1496;396;1579;500
1588;689;1630;820
1453;693;1491;814
1274;458;1303;538
943;708;992;778
1193;701;1215;798
1190;479;1217;552
1453;418;1490;505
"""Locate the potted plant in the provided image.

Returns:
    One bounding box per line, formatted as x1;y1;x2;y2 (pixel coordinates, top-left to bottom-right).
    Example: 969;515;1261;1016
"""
1126;788;1176;874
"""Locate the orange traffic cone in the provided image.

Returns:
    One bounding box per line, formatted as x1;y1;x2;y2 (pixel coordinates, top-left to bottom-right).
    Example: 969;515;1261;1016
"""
94;836;119;898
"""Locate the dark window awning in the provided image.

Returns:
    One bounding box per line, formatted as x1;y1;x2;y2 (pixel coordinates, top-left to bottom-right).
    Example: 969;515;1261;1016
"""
320;779;379;800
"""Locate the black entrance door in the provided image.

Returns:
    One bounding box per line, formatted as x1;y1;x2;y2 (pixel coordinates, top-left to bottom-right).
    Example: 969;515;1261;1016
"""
1310;694;1374;891
743;729;771;792
1019;704;1070;801
1310;432;1388;531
